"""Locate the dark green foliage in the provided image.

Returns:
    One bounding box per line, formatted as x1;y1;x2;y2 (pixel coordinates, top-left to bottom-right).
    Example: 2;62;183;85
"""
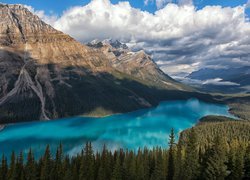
182;128;200;180
111;154;122;180
167;128;175;180
53;143;63;180
79;142;95;180
7;152;17;180
1;122;250;180
244;145;250;179
227;140;244;180
180;121;250;153
202;136;228;180
25;149;36;180
16;151;25;180
199;115;237;123
40;145;52;180
0;155;7;180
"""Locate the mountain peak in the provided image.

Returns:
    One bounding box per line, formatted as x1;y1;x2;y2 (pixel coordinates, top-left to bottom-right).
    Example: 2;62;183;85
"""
88;39;129;50
0;3;61;45
102;39;129;50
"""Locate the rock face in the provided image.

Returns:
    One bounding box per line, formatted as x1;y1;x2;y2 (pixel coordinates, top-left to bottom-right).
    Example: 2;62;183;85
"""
88;39;181;87
0;4;111;69
0;4;188;124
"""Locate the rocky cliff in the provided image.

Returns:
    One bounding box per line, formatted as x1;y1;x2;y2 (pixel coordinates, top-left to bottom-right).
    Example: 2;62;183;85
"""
88;39;183;89
0;4;190;124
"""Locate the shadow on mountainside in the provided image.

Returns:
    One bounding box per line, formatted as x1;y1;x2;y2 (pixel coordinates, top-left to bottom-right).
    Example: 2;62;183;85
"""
0;49;218;124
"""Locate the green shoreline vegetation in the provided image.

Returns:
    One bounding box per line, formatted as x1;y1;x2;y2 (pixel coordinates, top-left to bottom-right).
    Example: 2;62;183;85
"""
1;118;250;180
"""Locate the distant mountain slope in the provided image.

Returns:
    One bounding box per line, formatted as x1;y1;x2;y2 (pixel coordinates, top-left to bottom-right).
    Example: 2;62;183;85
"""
186;67;250;93
87;39;183;89
0;4;194;124
188;67;250;81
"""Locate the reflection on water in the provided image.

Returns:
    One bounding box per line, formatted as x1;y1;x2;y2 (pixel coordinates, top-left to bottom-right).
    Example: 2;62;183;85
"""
0;99;233;159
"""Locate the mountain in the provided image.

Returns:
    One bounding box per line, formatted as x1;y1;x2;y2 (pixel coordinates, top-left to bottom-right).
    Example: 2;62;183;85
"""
0;4;195;124
188;67;250;81
87;39;179;87
186;67;250;93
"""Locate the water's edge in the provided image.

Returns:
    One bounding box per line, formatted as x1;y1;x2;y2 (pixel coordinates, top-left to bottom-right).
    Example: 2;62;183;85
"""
1;99;236;131
0;98;235;159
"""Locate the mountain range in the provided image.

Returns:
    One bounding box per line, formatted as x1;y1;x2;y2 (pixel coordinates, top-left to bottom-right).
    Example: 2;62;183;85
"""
187;67;250;93
0;4;204;124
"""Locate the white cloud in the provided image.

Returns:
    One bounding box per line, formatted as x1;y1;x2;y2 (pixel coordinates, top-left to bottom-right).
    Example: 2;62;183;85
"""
178;0;193;6
245;0;250;8
202;78;240;86
28;0;250;76
155;0;171;9
144;0;193;8
176;77;241;86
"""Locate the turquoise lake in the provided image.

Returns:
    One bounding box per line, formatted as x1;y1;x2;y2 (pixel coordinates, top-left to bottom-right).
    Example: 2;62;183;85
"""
0;99;233;159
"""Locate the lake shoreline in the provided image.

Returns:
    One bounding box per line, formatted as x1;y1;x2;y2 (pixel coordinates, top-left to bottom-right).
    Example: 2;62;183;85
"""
0;98;235;160
0;98;238;133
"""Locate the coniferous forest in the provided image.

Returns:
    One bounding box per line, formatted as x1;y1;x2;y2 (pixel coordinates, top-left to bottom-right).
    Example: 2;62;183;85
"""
1;121;250;180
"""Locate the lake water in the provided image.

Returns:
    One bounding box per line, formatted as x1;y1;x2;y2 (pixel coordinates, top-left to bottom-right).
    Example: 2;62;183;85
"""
0;98;233;159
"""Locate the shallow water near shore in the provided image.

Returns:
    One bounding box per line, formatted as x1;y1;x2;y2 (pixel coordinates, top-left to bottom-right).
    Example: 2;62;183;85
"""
0;98;234;159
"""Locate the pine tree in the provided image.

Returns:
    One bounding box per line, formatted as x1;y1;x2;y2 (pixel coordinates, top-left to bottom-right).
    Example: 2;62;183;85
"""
168;128;175;180
79;142;95;180
174;139;184;180
8;151;17;180
62;155;73;180
123;150;136;180
53;143;63;180
136;148;145;180
40;145;52;180
183;128;200;180
227;140;244;180
151;148;165;180
203;136;228;180
143;148;150;180
16;151;25;180
97;145;109;180
244;145;250;179
71;159;79;180
232;147;244;179
25;149;36;180
111;155;122;180
0;154;8;180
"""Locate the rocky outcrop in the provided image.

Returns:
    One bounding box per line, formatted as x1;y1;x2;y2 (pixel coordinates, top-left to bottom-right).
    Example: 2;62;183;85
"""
0;4;189;124
88;39;185;89
0;4;111;69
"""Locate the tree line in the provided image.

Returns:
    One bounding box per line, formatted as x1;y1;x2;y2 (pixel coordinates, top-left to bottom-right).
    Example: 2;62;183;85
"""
1;122;250;180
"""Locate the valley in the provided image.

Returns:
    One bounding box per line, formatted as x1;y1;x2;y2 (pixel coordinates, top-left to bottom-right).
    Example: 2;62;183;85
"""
0;3;248;129
0;4;231;125
0;1;250;179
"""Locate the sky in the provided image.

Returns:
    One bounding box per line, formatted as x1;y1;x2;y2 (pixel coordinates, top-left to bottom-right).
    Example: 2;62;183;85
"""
1;0;249;15
1;0;250;80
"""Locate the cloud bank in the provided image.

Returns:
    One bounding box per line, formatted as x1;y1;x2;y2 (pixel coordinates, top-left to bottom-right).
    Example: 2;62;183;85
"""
175;77;240;87
144;0;193;9
32;0;250;76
